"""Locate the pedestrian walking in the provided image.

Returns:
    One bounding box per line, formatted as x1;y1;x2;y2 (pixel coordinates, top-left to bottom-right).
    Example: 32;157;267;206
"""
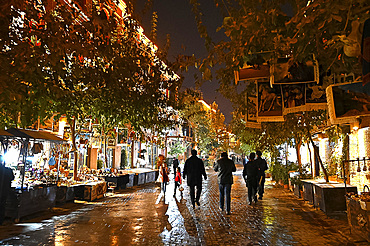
213;152;236;215
243;152;258;205
183;149;207;208
255;150;268;200
172;157;179;179
156;154;165;169
0;161;14;225
159;161;169;195
173;167;183;197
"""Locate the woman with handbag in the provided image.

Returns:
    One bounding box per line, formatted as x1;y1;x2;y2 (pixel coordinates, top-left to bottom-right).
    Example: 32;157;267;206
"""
159;161;169;194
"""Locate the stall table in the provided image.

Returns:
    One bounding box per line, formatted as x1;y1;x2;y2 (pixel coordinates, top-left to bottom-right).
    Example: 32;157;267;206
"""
313;182;357;214
104;175;129;190
145;171;156;183
5;185;57;221
302;180;322;205
56;186;75;204
73;181;107;201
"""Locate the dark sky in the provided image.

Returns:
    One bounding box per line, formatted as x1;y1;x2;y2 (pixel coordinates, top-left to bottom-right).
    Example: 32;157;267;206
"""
136;0;234;123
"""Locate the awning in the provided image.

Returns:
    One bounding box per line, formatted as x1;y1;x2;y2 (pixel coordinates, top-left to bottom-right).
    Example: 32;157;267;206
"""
0;129;13;137
1;128;65;142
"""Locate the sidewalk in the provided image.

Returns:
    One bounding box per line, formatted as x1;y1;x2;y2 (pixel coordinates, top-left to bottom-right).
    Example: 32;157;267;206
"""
0;165;368;245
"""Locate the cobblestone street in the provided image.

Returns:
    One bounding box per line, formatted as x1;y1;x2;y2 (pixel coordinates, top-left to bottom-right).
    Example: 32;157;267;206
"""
0;164;368;245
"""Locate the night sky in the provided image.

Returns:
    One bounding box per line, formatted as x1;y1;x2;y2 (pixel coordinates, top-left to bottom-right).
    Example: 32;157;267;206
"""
136;0;234;123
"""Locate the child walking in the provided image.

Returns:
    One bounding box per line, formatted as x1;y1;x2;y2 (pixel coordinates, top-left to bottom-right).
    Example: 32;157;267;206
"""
174;167;182;197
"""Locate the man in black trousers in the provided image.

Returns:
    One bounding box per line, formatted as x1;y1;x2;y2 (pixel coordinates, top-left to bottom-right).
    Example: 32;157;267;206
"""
183;149;207;208
214;152;236;215
255;150;268;200
243;152;258;205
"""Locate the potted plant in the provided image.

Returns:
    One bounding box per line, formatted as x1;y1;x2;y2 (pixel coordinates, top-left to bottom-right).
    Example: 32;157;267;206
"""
290;176;303;198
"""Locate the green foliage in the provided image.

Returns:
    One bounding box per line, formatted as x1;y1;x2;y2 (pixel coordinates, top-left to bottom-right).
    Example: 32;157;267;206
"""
120;149;128;169
186;1;368;167
271;159;299;185
168;141;188;157
289;163;312;187
97;159;104;170
0;0;181;131
178;88;227;155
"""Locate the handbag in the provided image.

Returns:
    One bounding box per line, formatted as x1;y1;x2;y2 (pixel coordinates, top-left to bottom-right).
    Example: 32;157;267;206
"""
178;185;184;191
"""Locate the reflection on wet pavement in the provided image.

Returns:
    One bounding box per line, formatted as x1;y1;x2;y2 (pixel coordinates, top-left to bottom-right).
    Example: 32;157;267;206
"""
0;165;368;245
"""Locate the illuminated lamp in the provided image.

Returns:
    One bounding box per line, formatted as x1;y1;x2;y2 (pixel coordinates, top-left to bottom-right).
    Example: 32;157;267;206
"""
58;117;68;137
351;118;362;131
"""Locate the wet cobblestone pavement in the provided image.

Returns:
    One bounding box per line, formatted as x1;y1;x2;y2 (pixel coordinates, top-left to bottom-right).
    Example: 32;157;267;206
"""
1;164;369;245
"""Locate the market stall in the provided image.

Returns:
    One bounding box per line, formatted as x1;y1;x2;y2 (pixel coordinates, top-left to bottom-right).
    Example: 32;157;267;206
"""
6;185;57;221
302;179;357;214
73;181;107;201
104;174;130;190
313;182;357;214
1;128;66;220
302;179;323;205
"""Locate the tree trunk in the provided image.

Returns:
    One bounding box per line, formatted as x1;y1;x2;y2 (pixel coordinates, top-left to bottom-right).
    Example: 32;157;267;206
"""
104;136;108;169
308;133;329;182
70;117;78;181
307;143;314;179
296;139;302;173
131;139;134;168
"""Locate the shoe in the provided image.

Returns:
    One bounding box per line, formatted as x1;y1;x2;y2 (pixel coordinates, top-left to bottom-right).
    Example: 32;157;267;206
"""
248;201;252;205
254;196;258;203
192;203;195;209
259;196;263;200
219;207;224;212
196;201;200;206
226;211;231;215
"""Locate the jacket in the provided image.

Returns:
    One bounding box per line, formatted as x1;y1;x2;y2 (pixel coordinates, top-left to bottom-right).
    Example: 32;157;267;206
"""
242;160;258;182
213;157;236;184
255;157;268;177
183;155;207;186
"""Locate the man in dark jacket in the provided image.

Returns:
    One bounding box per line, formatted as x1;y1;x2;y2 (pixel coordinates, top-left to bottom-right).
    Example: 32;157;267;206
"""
255;150;268;200
213;152;236;215
183;149;207;208
0;162;14;225
243;152;258;205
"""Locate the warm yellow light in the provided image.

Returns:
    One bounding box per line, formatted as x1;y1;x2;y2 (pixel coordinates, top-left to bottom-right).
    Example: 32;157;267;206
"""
58;118;67;137
198;100;216;113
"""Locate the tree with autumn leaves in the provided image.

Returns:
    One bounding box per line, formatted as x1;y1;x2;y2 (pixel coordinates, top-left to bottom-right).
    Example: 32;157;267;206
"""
178;88;228;162
0;0;181;179
184;0;369;180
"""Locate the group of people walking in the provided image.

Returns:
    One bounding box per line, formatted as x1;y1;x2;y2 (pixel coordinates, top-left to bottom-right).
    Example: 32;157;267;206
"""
157;149;268;215
242;151;268;205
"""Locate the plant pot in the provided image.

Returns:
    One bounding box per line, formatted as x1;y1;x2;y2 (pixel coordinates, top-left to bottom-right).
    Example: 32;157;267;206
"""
284;184;289;189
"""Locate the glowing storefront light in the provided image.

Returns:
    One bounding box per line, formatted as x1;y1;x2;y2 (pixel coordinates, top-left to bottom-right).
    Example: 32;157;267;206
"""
4;148;19;165
357;127;368;157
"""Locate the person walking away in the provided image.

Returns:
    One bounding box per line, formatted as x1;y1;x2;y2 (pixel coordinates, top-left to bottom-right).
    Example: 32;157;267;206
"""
173;167;182;197
243;152;258;205
255;150;268;200
183;149;207;208
213;152;236;215
0;162;14;225
159;161;169;195
172;157;179;179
